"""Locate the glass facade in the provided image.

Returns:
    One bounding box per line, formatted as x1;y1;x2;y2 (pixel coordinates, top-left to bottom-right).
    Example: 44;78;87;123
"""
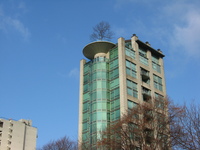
82;57;110;147
82;47;120;148
109;48;120;122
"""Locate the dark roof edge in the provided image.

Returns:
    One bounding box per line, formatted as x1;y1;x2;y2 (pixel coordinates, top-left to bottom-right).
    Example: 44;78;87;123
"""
136;39;165;57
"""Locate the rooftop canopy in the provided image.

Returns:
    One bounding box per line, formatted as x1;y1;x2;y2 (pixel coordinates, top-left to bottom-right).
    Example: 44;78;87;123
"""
83;41;115;59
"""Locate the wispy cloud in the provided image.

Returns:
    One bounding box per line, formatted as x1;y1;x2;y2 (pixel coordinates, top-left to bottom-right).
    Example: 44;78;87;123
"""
171;11;200;58
68;68;79;79
0;3;30;40
56;34;68;44
114;0;200;59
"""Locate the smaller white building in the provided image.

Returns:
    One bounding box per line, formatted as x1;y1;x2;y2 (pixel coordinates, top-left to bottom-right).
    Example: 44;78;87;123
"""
0;118;37;150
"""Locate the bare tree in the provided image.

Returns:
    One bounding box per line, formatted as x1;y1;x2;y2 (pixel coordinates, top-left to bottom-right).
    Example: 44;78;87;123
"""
90;21;114;41
97;98;186;150
97;98;170;149
97;98;200;150
171;103;200;150
38;136;77;150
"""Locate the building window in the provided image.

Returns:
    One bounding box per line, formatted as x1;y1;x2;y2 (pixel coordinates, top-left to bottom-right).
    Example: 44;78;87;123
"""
125;42;135;59
109;59;118;70
142;87;151;102
8;134;12;139
110;109;120;121
152;55;161;73
126;48;135;59
9;129;13;133
139;48;148;66
127;100;137;110
155;93;165;109
141;68;150;84
7;147;11;150
127;79;138;98
110;48;118;60
144;128;153;144
8;140;11;145
109;68;119;80
10;123;13;127
153;74;163;91
0;122;3;128
126;60;136;78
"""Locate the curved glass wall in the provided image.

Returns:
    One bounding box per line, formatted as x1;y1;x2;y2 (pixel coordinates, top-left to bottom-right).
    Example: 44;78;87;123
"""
82;47;120;149
82;56;110;149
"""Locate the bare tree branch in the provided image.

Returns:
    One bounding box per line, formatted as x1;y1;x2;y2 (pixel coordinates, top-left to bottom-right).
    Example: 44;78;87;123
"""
38;136;77;150
90;21;114;41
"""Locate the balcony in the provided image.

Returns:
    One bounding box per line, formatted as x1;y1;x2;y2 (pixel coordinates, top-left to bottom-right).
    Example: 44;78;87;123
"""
142;88;151;102
141;70;150;82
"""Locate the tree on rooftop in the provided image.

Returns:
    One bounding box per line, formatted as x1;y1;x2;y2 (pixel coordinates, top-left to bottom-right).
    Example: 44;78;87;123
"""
90;21;114;41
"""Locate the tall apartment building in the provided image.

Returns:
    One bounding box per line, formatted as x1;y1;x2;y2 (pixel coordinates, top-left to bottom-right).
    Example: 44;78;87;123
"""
0;118;37;150
78;34;166;149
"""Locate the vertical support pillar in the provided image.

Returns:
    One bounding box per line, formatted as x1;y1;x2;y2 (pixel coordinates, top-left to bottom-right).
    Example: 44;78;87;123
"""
78;59;86;149
118;37;128;116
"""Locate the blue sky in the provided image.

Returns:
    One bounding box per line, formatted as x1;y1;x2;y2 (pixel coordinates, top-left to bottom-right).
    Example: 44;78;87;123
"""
0;0;200;148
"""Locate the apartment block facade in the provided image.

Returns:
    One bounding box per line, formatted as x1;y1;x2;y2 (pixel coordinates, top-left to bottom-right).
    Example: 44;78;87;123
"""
78;34;166;149
0;118;37;150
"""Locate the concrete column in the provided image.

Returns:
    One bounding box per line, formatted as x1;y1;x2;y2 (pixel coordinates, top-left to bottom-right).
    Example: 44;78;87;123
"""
78;59;86;146
159;57;167;96
131;35;142;102
118;37;128;116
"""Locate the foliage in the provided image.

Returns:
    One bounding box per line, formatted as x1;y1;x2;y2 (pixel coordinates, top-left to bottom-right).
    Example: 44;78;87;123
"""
90;21;114;41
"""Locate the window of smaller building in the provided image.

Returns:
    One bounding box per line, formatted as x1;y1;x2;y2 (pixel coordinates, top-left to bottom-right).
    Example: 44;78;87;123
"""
8;140;11;145
0;122;3;128
9;129;13;133
7;147;11;150
10;123;13;127
8;134;12;139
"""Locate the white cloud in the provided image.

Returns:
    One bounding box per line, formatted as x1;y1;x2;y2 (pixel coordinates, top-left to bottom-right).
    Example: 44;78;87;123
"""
0;3;30;40
68;68;79;79
7;17;30;39
172;11;200;57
